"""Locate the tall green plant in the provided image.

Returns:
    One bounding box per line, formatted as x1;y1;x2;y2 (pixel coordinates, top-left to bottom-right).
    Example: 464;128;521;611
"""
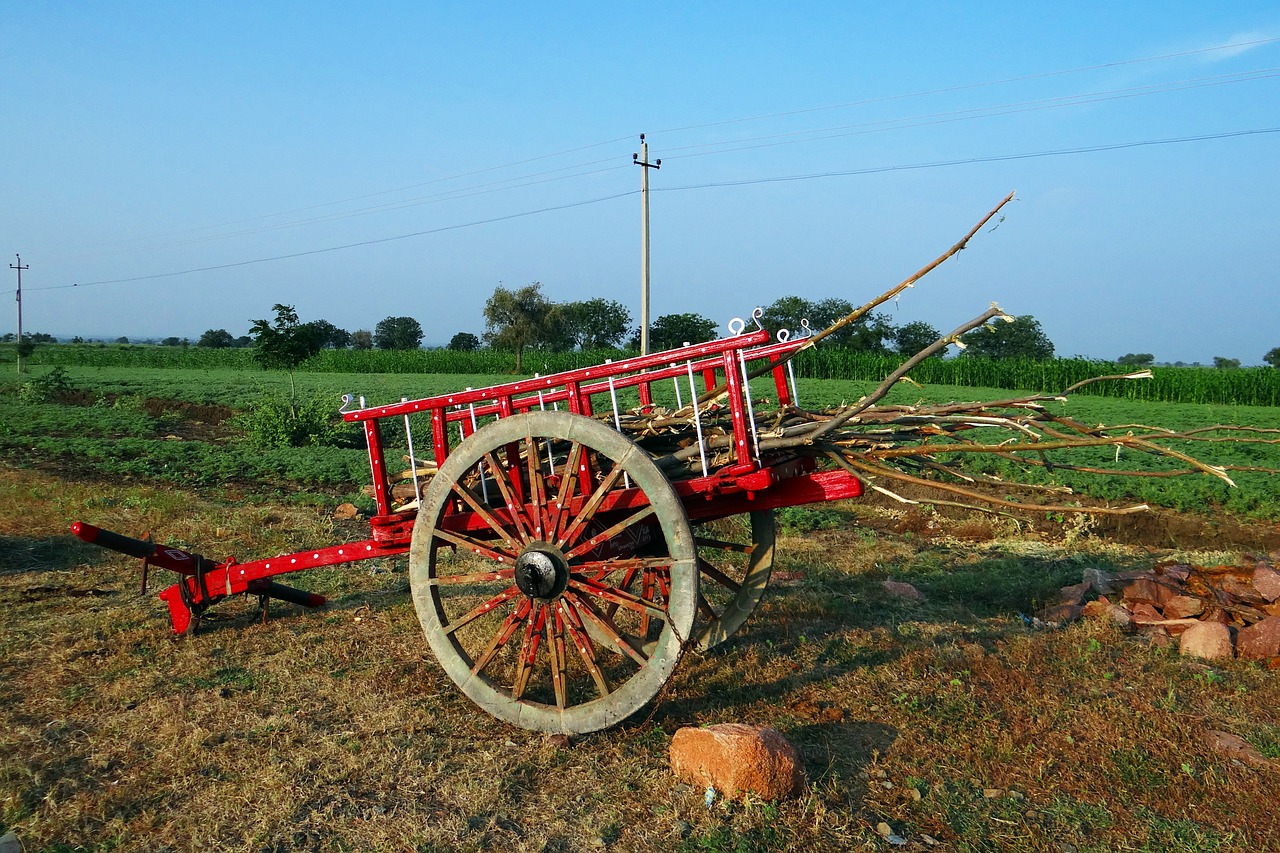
249;304;324;410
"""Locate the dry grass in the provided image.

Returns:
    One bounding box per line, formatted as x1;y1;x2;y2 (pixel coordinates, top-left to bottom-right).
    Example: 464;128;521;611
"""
3;465;1279;852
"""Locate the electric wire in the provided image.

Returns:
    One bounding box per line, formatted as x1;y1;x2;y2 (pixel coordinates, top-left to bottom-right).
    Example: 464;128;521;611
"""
24;192;636;292
57;36;1280;256
656;128;1280;192
14;124;1277;297
658;68;1280;159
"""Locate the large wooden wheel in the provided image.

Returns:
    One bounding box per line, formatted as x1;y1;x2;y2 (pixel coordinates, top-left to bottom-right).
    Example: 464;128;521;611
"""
691;510;776;651
409;411;697;734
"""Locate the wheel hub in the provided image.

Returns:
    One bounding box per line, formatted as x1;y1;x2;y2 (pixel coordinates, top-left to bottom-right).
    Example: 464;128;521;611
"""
513;545;570;600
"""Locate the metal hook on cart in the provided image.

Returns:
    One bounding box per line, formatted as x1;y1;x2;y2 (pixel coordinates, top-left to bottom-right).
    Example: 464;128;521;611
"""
727;308;764;337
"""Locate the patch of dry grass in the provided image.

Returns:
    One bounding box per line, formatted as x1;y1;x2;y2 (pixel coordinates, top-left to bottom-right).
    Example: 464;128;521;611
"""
3;464;1278;852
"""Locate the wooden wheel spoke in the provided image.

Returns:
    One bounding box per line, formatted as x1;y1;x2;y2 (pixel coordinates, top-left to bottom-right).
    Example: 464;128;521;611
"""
564;506;656;559
450;481;522;552
443;585;522;636
430;526;517;564
697;556;742;594
525;435;551;541
696;590;718;621
560;599;610;697
694;536;755;555
482;450;533;543
512;604;547;700
470;598;532;676
572;557;673;582
433;567;515;586
548;605;568;708
551;441;584;541
557;463;628;550
569;577;668;622
568;592;649;667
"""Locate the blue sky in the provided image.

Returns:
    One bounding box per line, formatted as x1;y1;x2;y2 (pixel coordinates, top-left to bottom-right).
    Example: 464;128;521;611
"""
3;2;1278;363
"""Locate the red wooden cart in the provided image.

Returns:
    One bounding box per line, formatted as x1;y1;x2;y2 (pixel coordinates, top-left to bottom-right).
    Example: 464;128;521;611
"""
73;322;863;733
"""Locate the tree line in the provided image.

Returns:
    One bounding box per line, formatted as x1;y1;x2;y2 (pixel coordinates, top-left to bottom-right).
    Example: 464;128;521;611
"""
9;278;1279;368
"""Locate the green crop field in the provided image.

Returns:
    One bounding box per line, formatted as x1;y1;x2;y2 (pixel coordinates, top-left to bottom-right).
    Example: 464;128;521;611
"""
5;364;1276;518
4;360;1280;851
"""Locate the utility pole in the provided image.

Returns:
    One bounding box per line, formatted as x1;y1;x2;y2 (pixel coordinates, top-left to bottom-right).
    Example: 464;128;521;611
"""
633;134;660;355
10;254;28;375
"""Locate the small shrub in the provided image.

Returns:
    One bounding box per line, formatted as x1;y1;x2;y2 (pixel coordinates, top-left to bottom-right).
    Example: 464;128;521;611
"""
16;366;72;404
234;395;360;449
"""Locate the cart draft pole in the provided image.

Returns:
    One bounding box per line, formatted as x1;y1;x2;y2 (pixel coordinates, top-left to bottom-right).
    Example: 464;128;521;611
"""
633;135;661;355
10;255;28;376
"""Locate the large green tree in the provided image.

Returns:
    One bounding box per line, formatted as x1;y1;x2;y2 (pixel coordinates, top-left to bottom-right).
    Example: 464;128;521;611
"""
198;328;234;348
1264;347;1280;368
448;331;481;352
307;319;352;349
483;283;558;372
646;313;719;351
959;314;1055;360
1117;353;1155;367
760;295;894;350
561;298;632;350
374;316;424;350
892;320;942;357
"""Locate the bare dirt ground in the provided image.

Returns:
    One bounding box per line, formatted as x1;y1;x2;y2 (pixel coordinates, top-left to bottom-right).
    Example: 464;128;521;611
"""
3;465;1279;852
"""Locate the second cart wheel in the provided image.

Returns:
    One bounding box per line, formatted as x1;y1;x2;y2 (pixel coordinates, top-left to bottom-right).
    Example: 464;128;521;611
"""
409;411;697;734
691;509;776;651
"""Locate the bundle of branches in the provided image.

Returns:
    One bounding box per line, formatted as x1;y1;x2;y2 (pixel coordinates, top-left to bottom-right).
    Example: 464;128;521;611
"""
610;190;1279;517
388;191;1278;517
633;375;1279;518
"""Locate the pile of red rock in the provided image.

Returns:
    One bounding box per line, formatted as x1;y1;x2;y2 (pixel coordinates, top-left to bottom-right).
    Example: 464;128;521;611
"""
1041;552;1280;663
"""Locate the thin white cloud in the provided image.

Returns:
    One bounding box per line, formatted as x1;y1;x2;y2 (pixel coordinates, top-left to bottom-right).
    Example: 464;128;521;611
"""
1196;31;1277;62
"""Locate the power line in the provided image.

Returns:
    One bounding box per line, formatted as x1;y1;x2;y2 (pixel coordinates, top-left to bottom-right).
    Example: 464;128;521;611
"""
57;137;636;258
656;128;1280;192
25;192;636;292
53;37;1280;259
660;68;1280;160
13;125;1275;298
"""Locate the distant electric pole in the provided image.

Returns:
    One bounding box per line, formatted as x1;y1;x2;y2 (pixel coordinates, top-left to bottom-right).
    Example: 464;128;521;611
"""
10;254;28;375
633;134;660;355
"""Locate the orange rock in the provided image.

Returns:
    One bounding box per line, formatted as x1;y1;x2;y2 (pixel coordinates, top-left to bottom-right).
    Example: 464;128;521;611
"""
1237;617;1280;661
1179;621;1234;660
1040;602;1083;623
670;724;806;800
1123;578;1163;604
1162;595;1205;619
1129;602;1162;623
1253;565;1280;603
1204;730;1276;770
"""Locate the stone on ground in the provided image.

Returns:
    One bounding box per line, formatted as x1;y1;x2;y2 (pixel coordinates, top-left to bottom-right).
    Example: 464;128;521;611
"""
1178;621;1234;660
670;724;806;800
1236;616;1280;661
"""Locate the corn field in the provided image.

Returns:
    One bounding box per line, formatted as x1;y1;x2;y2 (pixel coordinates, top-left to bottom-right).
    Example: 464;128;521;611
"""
8;343;1279;407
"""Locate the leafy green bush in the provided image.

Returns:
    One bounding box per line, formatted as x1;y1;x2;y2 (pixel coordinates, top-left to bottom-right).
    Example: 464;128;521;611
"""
15;367;73;404
233;395;361;449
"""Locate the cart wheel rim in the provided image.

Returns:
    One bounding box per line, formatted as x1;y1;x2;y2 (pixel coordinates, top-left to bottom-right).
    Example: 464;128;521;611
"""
691;509;776;651
410;411;696;735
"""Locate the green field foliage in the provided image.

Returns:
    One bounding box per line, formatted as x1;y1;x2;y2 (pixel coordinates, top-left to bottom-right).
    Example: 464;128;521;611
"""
9;342;1280;407
4;362;1279;518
